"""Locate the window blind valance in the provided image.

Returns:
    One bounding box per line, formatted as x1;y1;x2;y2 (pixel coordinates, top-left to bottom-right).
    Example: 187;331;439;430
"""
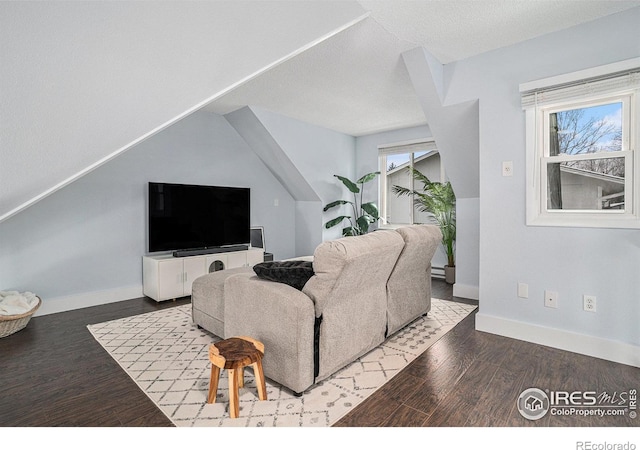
520;66;640;110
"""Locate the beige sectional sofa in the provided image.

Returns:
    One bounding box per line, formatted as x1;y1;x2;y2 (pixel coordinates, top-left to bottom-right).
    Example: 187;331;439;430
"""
191;225;441;395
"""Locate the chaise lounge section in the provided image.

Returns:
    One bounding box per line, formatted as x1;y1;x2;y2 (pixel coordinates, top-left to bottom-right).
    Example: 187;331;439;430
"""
191;267;253;338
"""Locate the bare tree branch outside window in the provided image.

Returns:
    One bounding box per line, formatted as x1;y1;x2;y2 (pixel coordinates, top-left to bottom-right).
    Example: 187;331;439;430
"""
555;106;624;178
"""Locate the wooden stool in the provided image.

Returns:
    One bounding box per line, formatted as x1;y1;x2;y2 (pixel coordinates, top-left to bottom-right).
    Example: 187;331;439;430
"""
207;336;267;418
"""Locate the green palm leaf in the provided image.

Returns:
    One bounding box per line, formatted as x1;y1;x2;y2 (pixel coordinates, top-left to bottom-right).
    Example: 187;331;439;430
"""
391;166;456;266
324;172;381;237
334;175;359;193
361;202;379;219
342;226;358;236
356;216;370;234
391;185;412;197
323;199;352;212
356;171;380;184
325;216;350;229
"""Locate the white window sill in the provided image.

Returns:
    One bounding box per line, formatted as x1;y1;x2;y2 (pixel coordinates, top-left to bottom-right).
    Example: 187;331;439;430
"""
527;211;640;229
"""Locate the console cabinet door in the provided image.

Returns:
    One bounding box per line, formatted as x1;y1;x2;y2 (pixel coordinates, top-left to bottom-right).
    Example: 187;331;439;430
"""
157;258;185;301
144;250;261;302
226;252;247;269
183;257;206;296
247;249;265;266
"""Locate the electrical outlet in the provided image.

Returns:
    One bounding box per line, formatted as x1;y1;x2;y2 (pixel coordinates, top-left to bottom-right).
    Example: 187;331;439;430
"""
583;295;596;312
544;290;558;308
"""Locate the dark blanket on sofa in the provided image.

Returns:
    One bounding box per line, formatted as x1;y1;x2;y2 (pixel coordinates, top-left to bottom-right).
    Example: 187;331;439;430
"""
253;260;314;290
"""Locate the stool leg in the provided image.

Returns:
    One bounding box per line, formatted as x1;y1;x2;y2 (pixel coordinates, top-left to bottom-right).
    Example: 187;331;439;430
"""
237;366;244;388
228;369;240;418
207;365;220;404
252;360;267;401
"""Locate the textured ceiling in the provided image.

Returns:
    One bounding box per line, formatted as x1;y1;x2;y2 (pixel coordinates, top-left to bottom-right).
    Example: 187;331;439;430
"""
359;0;640;64
205;0;640;136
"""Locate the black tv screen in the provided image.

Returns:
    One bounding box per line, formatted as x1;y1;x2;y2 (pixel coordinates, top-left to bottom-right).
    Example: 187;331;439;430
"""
148;182;250;253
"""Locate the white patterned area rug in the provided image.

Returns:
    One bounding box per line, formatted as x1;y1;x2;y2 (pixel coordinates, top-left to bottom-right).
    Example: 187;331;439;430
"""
87;298;476;427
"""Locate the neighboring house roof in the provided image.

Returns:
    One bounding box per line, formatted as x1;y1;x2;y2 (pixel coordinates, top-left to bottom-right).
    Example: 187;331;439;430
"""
560;165;624;185
560;164;625;208
386;150;438;176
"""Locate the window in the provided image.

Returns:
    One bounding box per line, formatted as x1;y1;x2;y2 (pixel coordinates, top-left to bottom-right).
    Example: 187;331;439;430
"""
378;139;443;226
521;59;640;228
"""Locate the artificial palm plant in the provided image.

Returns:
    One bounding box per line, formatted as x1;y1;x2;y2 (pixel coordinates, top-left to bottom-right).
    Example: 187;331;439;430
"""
392;167;456;280
323;172;380;236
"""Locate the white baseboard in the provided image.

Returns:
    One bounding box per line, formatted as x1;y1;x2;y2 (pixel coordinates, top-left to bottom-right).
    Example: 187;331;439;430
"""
476;313;640;368
453;283;479;300
34;285;145;317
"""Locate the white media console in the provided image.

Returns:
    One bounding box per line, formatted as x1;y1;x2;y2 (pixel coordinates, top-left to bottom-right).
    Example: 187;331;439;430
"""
142;248;264;302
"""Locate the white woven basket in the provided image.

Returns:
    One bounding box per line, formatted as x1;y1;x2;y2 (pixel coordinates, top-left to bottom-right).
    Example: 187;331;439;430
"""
0;296;41;338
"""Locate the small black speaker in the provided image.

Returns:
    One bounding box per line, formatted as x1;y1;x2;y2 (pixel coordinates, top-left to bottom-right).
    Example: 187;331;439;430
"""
208;260;225;272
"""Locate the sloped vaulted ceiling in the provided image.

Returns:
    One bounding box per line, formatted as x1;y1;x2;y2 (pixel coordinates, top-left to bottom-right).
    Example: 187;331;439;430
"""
206;0;640;137
3;1;639;223
0;0;367;222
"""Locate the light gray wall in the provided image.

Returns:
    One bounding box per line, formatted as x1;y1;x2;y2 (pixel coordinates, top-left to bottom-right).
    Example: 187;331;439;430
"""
250;107;356;244
402;47;480;298
224;107;320;203
0;111;296;313
295;202;323;257
355;125;432;176
402;48;480;201
446;8;640;348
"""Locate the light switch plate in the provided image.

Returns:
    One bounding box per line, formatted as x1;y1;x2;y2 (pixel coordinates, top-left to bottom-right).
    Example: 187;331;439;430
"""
518;282;528;299
502;161;513;177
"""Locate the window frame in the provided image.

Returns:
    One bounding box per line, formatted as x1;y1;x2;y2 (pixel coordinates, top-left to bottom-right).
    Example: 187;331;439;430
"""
378;139;443;227
522;60;640;229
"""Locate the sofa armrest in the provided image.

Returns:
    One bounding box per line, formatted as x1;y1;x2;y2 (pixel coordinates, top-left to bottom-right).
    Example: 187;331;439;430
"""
223;274;316;394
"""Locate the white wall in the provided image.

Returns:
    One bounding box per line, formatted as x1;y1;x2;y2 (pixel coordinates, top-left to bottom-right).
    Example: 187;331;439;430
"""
454;197;480;300
0;111;296;315
0;1;366;222
355;125;433;174
401;48;480;298
250;107;356;244
445;8;640;365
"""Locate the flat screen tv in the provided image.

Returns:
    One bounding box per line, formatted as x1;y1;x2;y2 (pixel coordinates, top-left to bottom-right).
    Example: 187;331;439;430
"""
148;182;250;253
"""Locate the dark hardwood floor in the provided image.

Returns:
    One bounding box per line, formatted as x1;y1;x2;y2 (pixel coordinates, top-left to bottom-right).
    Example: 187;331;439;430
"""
1;279;638;428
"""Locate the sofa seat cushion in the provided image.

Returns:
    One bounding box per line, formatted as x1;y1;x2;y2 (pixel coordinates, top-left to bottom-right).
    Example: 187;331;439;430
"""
253;260;314;290
191;267;253;327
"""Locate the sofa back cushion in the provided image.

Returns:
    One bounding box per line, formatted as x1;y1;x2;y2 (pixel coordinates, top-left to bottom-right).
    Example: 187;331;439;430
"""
302;230;405;380
386;225;442;335
302;230;404;317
